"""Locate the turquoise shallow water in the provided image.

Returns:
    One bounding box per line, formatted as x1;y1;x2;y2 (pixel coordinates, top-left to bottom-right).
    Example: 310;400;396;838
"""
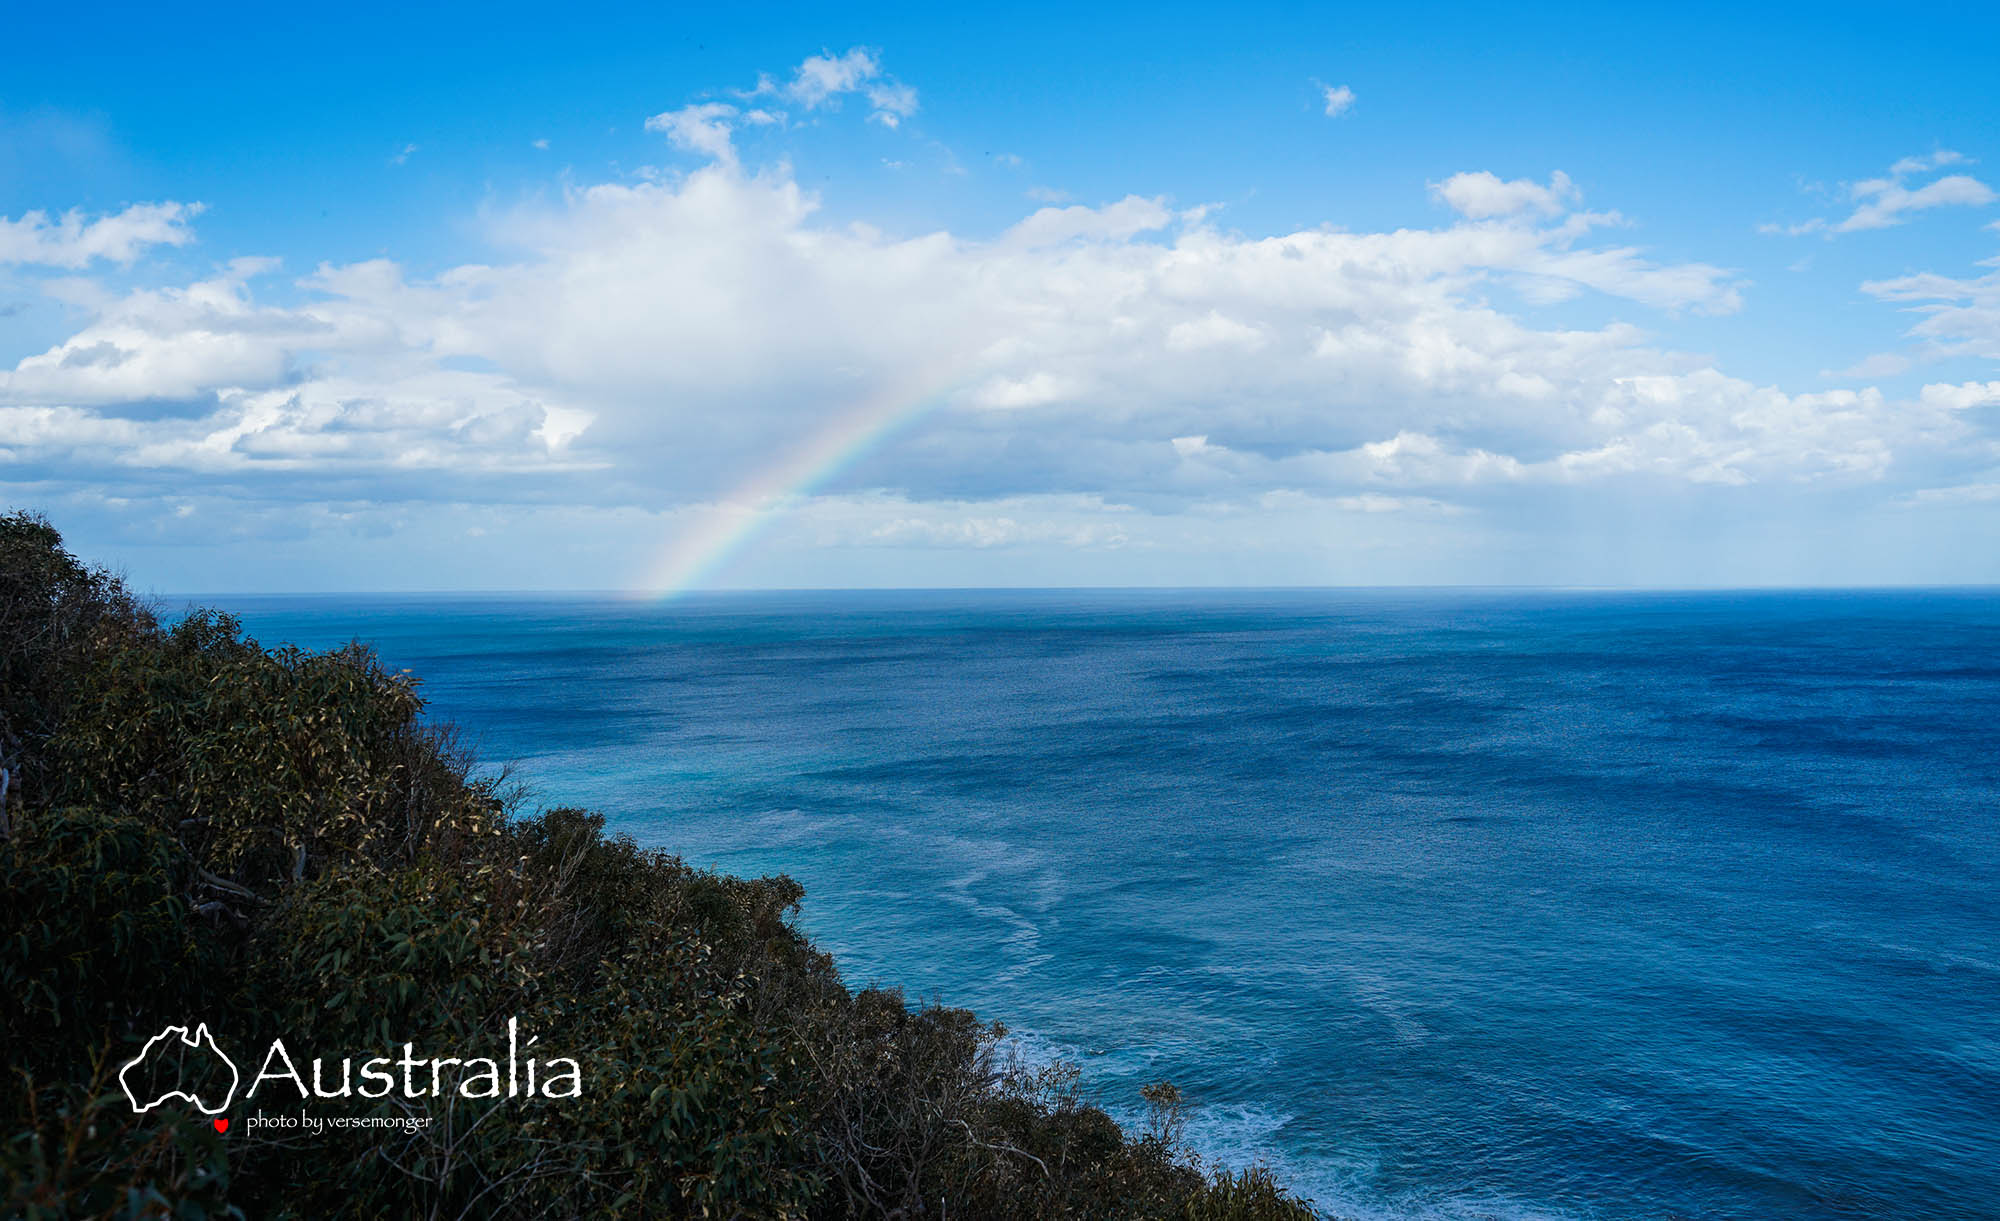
193;589;2000;1220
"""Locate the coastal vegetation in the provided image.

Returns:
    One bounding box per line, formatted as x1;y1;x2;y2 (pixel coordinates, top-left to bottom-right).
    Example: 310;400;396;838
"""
0;511;1316;1219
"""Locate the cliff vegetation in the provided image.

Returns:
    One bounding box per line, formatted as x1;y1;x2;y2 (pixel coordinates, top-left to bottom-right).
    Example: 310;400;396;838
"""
0;512;1315;1220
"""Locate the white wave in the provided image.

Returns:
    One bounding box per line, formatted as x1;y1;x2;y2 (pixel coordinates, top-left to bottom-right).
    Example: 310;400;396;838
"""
991;1024;1588;1221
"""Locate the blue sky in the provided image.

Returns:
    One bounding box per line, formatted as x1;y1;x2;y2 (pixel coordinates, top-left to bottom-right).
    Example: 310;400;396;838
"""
4;1;1999;591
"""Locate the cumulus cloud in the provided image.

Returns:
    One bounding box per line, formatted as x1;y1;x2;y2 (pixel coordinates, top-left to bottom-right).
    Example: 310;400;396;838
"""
1432;170;1577;219
6;128;1989;580
0;201;203;267
1002;195;1173;246
737;47;920;129
864;81;919;128
786;48;878;107
1321;84;1355;118
1918;380;2000;410
2;258;302;404
645;102;742;163
1167;311;1266;352
644;49;921;162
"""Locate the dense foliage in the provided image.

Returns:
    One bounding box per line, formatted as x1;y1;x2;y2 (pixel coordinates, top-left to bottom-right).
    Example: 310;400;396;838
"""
0;512;1318;1219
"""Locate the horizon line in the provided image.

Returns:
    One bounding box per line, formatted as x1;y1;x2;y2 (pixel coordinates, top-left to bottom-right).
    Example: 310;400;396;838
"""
156;581;2000;599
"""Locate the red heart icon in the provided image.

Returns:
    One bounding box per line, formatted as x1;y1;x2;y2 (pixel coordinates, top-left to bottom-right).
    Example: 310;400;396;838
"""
213;1118;229;1134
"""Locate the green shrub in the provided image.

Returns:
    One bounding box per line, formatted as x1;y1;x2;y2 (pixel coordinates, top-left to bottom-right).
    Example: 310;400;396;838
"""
0;808;214;1084
0;512;1322;1219
3;1070;237;1221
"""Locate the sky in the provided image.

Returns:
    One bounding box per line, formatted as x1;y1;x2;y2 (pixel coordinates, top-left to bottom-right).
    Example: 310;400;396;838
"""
4;1;2000;593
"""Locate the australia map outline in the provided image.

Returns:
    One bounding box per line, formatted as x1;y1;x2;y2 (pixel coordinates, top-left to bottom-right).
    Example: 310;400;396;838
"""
119;1023;240;1115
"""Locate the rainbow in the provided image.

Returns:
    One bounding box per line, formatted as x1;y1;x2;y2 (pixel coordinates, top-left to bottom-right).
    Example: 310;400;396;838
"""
638;361;970;597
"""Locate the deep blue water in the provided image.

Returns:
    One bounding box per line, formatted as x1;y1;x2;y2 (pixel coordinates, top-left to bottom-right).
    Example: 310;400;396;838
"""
189;589;2000;1220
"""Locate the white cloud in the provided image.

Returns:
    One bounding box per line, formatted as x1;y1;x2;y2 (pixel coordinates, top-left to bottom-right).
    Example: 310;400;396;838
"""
1918;380;2000;410
1321;84;1355;118
1167;311;1266;351
1758;218;1826;237
1828;352;1911;380
1003;195;1173;246
787;48;879;107
1432;170;1577;219
390;143;418;166
744;46;919;129
1906;481;2000;504
1890;149;1967;176
1839;173;1994;232
972;372;1076;409
2;258;301;404
1764;152;1995;236
644;50;919;158
855;500;1130;549
865;81;919;127
0;150;1968;550
0;404;140;455
1331;492;1457;514
644;102;741;163
0;201;203;268
1863;256;2000;359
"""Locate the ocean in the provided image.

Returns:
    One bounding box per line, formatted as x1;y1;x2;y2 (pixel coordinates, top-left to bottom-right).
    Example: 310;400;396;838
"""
190;588;2000;1220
